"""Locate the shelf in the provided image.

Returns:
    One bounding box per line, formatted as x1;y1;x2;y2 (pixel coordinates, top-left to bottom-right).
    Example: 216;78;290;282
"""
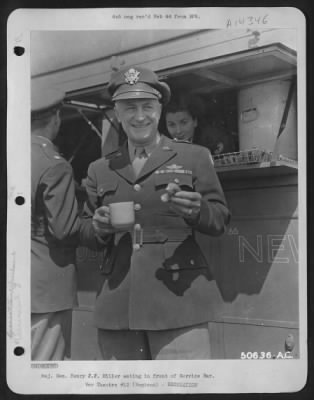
216;160;298;181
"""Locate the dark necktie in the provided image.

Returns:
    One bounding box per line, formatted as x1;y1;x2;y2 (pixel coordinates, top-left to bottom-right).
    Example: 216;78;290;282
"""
132;147;148;176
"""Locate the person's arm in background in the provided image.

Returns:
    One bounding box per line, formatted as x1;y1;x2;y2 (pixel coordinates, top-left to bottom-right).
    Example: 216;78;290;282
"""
79;162;114;250
43;161;80;244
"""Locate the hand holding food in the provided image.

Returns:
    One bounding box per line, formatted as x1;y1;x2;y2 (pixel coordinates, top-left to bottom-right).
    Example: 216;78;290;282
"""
161;182;201;222
161;182;181;202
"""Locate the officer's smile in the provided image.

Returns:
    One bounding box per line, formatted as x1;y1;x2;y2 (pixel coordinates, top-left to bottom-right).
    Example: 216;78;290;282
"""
132;123;151;128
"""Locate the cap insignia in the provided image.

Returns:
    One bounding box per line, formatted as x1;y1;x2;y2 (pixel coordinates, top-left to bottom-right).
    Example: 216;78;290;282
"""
124;68;140;85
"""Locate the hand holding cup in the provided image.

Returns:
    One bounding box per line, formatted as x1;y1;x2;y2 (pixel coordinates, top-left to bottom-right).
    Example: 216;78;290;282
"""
92;201;135;237
92;205;115;236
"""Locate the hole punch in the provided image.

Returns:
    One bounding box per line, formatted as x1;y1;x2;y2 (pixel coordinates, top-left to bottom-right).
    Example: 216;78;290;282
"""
15;196;25;205
14;346;25;356
14;46;25;56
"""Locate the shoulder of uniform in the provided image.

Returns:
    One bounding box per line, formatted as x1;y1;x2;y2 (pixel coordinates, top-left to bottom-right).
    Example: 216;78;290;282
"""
88;152;115;171
33;141;67;166
171;140;213;162
171;139;204;152
171;138;204;152
191;143;214;159
93;149;121;165
192;143;211;152
45;149;67;164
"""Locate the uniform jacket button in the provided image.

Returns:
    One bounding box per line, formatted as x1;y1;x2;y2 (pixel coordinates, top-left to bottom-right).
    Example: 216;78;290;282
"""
134;184;141;191
134;203;141;211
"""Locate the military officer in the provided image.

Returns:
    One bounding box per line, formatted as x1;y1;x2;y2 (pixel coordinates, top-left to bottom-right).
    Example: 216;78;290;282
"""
80;66;231;360
31;82;80;360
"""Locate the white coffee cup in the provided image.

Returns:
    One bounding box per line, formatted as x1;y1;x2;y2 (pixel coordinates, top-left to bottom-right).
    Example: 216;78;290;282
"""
109;201;135;229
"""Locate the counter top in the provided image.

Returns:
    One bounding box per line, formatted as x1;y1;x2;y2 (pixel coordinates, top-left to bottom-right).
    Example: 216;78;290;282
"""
216;159;297;182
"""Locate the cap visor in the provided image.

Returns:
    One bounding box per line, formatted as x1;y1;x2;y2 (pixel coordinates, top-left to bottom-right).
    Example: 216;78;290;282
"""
113;91;160;102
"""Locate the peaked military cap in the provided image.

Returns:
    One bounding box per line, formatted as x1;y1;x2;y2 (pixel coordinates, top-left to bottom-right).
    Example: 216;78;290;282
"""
108;66;171;105
31;80;65;119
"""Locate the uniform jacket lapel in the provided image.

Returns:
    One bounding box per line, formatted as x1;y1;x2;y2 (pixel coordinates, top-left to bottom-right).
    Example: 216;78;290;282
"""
137;135;177;180
106;136;177;183
107;143;136;184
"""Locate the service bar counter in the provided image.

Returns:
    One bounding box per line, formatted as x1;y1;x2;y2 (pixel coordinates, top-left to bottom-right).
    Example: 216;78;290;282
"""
197;160;298;359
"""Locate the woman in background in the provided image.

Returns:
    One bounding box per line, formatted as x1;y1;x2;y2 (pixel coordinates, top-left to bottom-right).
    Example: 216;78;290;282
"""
163;94;203;143
163;92;237;155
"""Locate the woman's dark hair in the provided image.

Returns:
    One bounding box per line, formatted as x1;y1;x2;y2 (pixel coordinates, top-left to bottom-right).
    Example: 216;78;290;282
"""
163;93;204;120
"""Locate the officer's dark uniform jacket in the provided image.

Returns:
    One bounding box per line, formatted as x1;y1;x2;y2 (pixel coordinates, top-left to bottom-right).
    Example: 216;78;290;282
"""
81;135;230;330
31;135;80;313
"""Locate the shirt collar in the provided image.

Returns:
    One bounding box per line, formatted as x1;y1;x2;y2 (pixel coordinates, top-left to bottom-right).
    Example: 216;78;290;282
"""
128;133;161;160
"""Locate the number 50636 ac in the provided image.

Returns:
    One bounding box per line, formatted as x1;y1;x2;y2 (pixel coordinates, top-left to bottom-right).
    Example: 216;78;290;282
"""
241;351;293;359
